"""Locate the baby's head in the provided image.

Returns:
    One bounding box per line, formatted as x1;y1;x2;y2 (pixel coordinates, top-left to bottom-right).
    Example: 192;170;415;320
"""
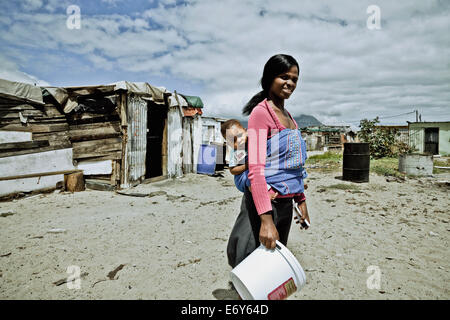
221;119;247;150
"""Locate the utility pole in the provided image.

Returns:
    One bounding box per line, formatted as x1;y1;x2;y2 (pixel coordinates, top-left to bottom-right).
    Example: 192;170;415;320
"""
415;109;418;122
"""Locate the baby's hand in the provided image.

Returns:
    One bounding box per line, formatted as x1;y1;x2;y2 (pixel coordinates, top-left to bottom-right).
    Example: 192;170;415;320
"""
269;191;278;201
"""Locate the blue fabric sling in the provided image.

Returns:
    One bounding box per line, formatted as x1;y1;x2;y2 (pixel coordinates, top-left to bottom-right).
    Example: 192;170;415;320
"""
234;128;308;194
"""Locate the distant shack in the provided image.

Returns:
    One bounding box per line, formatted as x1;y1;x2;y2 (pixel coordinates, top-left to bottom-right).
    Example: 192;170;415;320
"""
301;125;356;152
408;121;450;156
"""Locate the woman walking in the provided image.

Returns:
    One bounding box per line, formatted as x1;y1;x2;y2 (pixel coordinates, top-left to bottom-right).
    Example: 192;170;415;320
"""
227;54;310;269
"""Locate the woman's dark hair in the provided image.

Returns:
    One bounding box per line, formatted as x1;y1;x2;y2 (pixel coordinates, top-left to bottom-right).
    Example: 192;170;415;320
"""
242;54;299;116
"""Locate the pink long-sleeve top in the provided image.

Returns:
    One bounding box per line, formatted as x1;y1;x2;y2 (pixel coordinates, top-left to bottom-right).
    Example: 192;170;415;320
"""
247;98;305;215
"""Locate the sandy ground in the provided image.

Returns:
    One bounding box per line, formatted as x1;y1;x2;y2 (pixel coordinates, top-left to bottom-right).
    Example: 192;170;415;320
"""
0;168;449;300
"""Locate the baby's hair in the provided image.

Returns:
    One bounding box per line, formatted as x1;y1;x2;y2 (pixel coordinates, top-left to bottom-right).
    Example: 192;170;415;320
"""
220;119;243;137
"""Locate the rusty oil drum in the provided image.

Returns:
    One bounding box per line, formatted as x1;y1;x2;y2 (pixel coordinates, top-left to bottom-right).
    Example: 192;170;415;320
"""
342;143;370;183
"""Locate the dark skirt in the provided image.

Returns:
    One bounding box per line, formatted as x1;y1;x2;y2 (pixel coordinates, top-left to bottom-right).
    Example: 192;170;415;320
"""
227;188;293;268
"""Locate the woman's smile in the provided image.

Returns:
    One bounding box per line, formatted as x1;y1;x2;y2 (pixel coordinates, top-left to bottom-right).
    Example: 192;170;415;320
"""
269;65;299;101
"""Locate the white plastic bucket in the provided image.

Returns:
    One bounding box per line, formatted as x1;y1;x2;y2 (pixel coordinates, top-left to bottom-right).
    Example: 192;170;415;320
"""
230;241;306;300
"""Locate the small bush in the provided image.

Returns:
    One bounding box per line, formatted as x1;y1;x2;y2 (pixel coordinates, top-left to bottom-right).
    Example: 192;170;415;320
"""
358;117;411;158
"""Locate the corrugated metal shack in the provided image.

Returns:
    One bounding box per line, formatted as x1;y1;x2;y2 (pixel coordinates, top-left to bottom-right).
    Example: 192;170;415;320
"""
0;78;203;198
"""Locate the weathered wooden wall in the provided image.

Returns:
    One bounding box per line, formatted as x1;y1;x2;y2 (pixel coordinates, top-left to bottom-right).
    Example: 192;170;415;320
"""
167;103;183;178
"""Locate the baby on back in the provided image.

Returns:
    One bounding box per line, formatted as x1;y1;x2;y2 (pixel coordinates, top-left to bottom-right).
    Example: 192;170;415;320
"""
221;119;309;227
220;119;279;200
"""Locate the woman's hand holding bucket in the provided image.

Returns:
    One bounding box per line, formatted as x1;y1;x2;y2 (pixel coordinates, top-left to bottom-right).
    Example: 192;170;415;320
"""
259;213;279;250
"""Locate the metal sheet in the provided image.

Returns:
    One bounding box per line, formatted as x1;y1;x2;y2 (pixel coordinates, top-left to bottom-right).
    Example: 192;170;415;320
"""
182;117;193;174
167;105;183;178
126;94;147;185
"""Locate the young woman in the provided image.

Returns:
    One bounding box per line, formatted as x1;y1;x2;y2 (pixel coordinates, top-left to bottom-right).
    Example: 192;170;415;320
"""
227;54;310;268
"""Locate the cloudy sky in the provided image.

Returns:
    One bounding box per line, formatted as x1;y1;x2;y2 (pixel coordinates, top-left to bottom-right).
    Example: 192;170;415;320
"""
1;0;449;126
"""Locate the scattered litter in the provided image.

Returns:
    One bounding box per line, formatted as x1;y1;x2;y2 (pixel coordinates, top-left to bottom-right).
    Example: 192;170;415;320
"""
91;279;107;288
92;264;127;287
212;237;227;241
107;264;126;280
386;176;405;183
53;272;88;286
429;231;439;237
148;191;167;198
1;252;12;257
167;194;187;201
24;194;42;200
176;258;201;269
53;278;67;286
115;191;148;197
47;229;67;234
0;210;16;218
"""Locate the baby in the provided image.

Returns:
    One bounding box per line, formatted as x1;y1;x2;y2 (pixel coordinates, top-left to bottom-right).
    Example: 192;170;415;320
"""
220;119;309;227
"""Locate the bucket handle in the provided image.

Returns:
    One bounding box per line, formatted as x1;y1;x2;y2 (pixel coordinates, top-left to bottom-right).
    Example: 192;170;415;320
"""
275;241;303;287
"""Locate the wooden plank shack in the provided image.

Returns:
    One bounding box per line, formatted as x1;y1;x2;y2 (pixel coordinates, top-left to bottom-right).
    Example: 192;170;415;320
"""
0;80;76;197
0;78;205;197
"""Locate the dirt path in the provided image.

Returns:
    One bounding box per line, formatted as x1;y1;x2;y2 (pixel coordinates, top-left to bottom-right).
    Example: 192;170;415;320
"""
0;170;449;299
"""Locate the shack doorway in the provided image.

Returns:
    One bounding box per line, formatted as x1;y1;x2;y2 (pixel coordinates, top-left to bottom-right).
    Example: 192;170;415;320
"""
424;127;439;155
146;102;168;178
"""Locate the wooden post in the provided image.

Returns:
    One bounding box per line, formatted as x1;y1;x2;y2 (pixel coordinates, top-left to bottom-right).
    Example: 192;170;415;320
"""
65;171;85;192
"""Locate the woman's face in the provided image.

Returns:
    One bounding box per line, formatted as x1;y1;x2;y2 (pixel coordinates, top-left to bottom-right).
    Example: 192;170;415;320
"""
269;65;299;100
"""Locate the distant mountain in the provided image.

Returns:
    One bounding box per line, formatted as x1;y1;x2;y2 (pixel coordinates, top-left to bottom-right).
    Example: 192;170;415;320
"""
294;114;323;128
238;114;322;129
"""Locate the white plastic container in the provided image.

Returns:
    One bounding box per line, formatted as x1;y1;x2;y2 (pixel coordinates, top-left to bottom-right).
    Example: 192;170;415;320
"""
230;240;306;300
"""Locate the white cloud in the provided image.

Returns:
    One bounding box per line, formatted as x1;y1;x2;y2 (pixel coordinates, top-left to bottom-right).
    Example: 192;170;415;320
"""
21;0;44;11
0;54;50;86
1;0;449;124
